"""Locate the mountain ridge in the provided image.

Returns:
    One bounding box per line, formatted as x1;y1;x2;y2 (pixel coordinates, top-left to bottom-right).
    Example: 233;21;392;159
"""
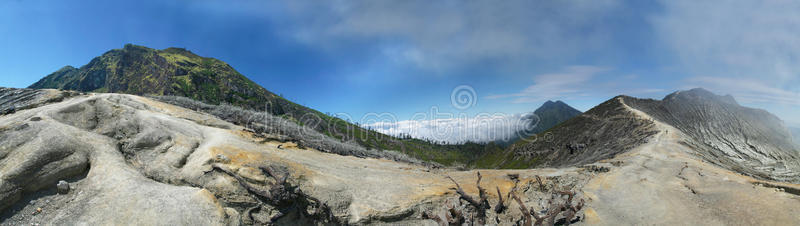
499;87;799;182
496;95;659;168
2;87;800;225
30;44;284;110
26;45;799;178
27;44;500;166
624;88;800;182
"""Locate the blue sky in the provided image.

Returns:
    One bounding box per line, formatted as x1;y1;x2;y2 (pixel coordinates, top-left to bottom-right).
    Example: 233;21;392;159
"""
2;0;799;134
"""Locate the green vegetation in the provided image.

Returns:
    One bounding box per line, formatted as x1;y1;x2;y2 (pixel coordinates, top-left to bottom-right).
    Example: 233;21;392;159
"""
495;100;582;146
285;109;505;167
29;44;508;168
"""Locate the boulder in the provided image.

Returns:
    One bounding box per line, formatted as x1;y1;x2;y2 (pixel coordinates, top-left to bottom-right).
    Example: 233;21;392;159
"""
57;180;70;194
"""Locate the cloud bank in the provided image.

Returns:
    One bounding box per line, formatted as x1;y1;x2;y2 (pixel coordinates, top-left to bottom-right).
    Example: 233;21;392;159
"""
364;112;537;144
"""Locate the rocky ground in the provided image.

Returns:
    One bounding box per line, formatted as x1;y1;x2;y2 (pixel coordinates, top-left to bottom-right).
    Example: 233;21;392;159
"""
0;89;798;225
0;90;595;225
583;105;800;225
504;96;660;168
623;88;800;183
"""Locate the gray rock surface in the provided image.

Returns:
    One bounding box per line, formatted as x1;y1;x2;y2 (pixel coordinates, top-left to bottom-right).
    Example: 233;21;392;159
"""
1;90;582;225
507;96;660;168
1;88;798;225
0;87;80;115
508;88;799;183
0;92;229;225
56;181;69;195
583;121;800;225
623;88;800;183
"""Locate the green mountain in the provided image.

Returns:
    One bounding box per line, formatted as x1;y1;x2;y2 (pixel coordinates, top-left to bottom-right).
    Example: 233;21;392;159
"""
495;100;582;146
29;44;500;166
527;100;582;134
30;44;296;113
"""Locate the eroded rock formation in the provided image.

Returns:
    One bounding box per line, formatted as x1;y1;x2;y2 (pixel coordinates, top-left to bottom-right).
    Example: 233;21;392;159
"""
1;88;798;225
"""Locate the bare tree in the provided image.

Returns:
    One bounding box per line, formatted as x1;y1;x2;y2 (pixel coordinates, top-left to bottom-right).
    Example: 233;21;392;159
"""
446;172;491;225
423;173;584;226
511;189;585;226
211;163;337;224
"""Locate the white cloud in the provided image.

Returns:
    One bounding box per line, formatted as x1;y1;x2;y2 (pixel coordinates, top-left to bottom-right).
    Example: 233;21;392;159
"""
277;0;622;72
652;0;800;94
363;112;536;144
487;65;611;103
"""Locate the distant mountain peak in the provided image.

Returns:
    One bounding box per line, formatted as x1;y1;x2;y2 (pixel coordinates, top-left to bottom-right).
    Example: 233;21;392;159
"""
534;100;579;115
541;100;565;107
494;100;581;146
664;87;739;105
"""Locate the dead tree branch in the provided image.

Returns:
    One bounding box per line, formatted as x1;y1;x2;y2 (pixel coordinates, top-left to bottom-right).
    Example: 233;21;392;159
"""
422;201;465;226
535;175;545;191
422;211;446;226
211;163;338;224
425;173;583;226
446;172;491;225
493;186;507;214
447;206;465;225
511;192;533;226
212;164;273;198
510;188;585;226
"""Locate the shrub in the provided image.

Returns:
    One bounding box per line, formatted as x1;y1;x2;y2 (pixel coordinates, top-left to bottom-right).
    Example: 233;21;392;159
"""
150;95;432;166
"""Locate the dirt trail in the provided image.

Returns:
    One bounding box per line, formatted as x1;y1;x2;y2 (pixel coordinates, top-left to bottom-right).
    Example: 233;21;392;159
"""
582;103;800;225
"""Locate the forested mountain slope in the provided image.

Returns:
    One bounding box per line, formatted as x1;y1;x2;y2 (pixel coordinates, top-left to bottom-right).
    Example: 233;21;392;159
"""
28;44;500;166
